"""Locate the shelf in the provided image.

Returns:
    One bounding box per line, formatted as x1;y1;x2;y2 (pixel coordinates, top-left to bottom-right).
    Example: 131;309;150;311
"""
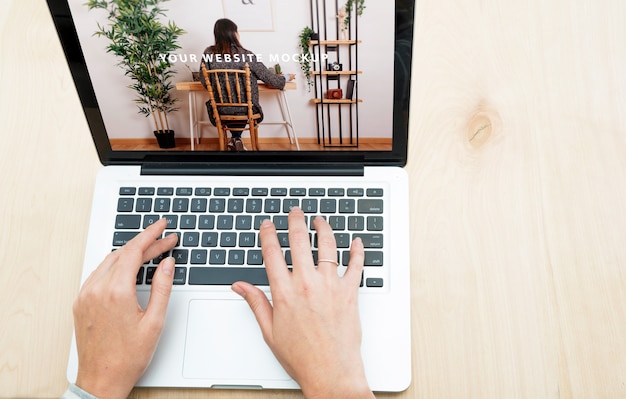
310;99;363;104
309;40;362;46
312;70;362;76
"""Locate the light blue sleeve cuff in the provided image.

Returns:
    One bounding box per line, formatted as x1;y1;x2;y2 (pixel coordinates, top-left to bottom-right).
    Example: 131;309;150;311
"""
61;383;99;399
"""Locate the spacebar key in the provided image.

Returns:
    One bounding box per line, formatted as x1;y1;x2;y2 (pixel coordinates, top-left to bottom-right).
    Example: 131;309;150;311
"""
188;267;269;286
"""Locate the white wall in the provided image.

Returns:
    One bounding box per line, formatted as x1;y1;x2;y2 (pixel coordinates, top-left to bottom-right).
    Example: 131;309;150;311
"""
68;0;394;141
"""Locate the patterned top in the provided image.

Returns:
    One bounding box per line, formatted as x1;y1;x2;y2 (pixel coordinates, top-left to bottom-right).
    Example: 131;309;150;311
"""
199;45;286;125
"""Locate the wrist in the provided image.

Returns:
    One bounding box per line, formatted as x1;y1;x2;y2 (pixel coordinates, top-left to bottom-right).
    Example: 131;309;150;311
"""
76;372;134;399
300;371;374;399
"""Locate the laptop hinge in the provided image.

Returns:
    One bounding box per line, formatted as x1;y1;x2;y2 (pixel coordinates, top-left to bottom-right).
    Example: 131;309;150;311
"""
140;162;364;177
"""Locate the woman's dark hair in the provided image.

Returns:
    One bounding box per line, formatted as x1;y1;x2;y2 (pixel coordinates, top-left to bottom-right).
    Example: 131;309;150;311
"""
211;18;246;55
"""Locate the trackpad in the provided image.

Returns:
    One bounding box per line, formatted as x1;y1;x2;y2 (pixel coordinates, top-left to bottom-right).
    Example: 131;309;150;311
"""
183;299;291;382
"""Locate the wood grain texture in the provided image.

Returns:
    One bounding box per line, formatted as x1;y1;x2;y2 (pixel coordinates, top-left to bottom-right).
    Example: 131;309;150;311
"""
0;0;625;398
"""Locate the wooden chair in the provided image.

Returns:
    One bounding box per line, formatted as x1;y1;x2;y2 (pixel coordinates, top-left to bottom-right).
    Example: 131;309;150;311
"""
200;63;261;151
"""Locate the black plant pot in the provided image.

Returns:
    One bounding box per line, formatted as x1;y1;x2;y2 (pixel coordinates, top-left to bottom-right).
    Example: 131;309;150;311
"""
154;130;176;149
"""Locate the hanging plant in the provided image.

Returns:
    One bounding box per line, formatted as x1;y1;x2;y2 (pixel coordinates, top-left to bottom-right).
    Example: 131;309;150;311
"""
298;26;316;90
344;0;366;29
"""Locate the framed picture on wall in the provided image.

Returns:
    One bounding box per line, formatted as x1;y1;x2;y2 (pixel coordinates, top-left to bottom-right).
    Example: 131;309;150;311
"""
222;0;274;32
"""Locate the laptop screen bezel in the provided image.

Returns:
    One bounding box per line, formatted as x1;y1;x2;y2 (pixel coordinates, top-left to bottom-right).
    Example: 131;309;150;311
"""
47;0;415;168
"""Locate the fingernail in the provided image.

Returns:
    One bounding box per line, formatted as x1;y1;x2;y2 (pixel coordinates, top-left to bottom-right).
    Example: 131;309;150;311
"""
231;282;247;298
161;257;174;276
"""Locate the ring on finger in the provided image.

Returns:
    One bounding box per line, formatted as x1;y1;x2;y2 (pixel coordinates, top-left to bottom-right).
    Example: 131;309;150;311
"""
317;258;339;267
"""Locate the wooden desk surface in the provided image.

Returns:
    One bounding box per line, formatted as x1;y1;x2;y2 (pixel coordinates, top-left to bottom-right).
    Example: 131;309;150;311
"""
1;1;625;398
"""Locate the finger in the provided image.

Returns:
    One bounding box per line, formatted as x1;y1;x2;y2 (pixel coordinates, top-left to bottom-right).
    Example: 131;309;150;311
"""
259;219;291;286
115;218;169;280
141;232;178;264
343;237;364;288
286;208;315;275
232;281;275;345
143;257;175;330
313;216;339;275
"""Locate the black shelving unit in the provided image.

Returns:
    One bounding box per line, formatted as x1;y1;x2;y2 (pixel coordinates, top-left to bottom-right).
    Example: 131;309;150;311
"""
309;0;361;147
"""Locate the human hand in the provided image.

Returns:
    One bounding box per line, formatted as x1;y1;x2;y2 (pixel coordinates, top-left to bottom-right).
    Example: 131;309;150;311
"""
73;218;178;399
232;208;374;398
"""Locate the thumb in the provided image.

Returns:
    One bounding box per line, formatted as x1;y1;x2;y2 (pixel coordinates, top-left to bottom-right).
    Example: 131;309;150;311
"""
145;257;175;327
232;281;274;344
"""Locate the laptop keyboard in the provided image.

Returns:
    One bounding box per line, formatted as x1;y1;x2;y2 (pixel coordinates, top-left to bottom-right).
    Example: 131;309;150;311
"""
114;185;386;289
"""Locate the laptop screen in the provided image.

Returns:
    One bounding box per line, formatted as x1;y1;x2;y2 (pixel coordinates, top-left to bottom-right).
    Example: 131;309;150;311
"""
49;0;414;166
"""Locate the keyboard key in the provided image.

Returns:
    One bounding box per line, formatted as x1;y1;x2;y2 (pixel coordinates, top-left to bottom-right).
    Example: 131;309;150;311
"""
143;215;160;228
309;188;325;196
273;215;289;230
164;215;178;229
347;216;365;231
347;188;364;197
115;215;141;229
209;198;226;212
172;198;189;212
217;215;234;230
228;198;244;213
146;267;157;284
191;198;208;213
119;187;136;195
339;199;355;213
366;278;383;287
117;198;134;212
264;199;281;213
247;250;263;265
135;198;152;212
220;232;237;247
246;198;263;213
195;187;211;196
289;188;306;196
239;232;256;247
233;188;250;196
320;199;337;213
176;188;193;196
198;215;215;229
252;188;268;196
271;188;287;196
367;216;384;231
235;215;253;230
366;188;384;197
209;250;227;264
157;187;174;196
173;267;187;285
138;187;155;196
182;232;200;247
136;267;144;284
154;198;171;212
113;231;139;246
201;231;218;247
357;199;383;214
328;216;345;230
352;233;383;248
328;188;345;196
301;199;318;213
283;199;299;213
190;249;208;264
214;188;230;196
189;267;269;285
228;250;246;265
341;250;384;266
172;249;188;264
180;215;196;229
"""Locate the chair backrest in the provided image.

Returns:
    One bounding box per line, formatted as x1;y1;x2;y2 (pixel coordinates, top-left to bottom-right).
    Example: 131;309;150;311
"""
200;62;254;121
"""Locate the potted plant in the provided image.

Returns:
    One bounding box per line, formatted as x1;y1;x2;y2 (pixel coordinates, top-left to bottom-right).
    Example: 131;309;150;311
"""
343;0;366;29
298;26;317;90
86;0;186;149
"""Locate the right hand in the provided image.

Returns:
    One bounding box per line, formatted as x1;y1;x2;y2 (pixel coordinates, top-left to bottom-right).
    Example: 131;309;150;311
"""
232;208;374;398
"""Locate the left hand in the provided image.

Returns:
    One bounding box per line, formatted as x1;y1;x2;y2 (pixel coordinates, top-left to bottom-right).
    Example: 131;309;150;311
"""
73;218;178;399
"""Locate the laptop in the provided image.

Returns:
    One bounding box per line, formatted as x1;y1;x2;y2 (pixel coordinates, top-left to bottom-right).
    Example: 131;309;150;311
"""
48;0;415;392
